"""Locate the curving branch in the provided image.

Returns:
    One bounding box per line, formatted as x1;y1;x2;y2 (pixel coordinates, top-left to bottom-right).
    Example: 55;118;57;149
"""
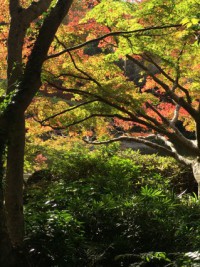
54;36;107;88
47;81;176;135
39;99;98;123
41;82;199;159
55;73;92;81
47;81;200;157
46;24;181;60
64;113;132;128
67;51;102;87
146;102;198;152
38;112;132;130
48;81;182;136
43;69;92;82
47;81;137;119
84;135;193;165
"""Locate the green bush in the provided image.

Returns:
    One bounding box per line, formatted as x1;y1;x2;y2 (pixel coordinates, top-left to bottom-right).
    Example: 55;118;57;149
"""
32;143;195;194
24;145;200;266
25;184;86;266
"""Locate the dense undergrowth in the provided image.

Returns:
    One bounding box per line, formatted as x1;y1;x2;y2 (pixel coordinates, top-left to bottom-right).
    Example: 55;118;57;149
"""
24;144;200;266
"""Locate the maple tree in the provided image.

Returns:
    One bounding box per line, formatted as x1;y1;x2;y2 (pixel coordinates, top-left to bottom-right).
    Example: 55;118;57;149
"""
0;0;199;265
33;0;200;179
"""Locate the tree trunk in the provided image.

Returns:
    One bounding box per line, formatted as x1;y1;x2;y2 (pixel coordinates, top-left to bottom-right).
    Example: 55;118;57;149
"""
2;0;73;251
5;112;25;246
0;133;14;266
0;197;13;267
0;200;13;266
192;160;200;197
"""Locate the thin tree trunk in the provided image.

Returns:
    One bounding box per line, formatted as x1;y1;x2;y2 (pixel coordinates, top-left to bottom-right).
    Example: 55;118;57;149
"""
5;112;25;246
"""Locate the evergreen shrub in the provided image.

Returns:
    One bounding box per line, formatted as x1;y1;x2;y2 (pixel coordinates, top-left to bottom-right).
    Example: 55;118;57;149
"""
24;144;200;266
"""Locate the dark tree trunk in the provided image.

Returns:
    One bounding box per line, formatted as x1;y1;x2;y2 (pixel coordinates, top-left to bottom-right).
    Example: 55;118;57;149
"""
0;0;73;262
0;133;13;266
5;112;25;246
0;202;13;267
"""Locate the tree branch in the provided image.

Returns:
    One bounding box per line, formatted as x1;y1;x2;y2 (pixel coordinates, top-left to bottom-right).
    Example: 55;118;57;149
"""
171;104;180;124
39;100;98;123
13;0;73;111
46;81;137;119
152;135;194;165
22;0;52;25
142;53;192;103
43;69;92;81
67;51;102;87
44;80;199;157
146;102;197;151
47;81;177;136
46;24;181;60
126;55;198;120
9;0;21;17
51;36;105;87
39;113;131;129
55;73;92;81
84;135;192;165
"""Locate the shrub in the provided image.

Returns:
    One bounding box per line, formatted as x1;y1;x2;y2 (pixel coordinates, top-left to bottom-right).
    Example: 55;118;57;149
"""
25;183;86;266
32;143;195;194
24;145;200;266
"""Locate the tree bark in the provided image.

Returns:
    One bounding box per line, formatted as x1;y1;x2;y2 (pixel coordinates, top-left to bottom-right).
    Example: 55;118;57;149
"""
0;200;13;266
5;112;25;246
192;160;200;197
0;131;13;266
0;199;13;267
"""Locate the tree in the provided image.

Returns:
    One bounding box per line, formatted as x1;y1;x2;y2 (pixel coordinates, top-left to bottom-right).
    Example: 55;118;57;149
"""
0;0;198;264
0;1;73;266
35;0;200;185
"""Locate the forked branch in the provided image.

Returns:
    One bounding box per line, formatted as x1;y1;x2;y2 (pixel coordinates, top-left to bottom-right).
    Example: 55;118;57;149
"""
126;55;198;120
23;0;52;25
142;53;191;103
